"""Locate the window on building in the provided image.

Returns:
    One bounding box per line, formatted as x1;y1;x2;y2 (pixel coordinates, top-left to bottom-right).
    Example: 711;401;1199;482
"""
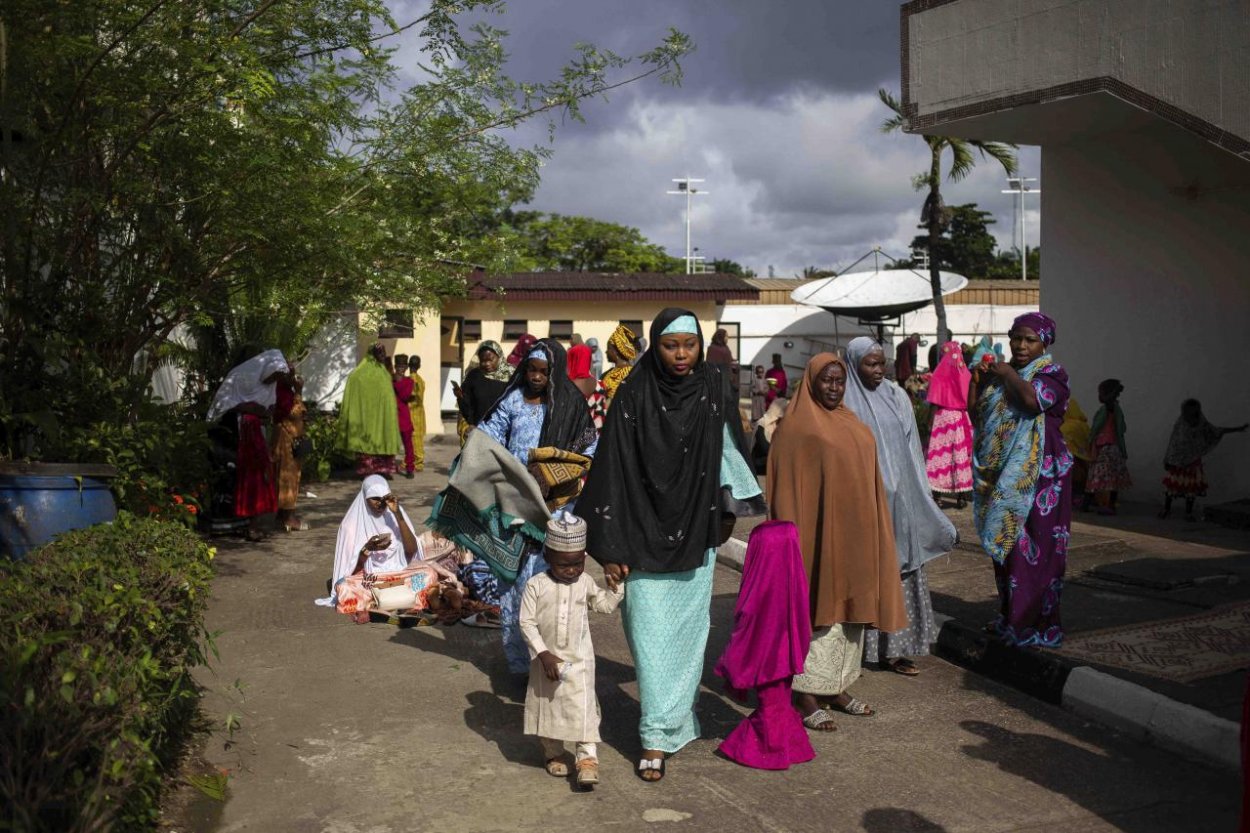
379;309;413;338
548;320;573;340
503;319;529;340
462;320;482;342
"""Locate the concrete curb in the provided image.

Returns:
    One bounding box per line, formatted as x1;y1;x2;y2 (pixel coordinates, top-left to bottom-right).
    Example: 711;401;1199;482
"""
716;537;1240;772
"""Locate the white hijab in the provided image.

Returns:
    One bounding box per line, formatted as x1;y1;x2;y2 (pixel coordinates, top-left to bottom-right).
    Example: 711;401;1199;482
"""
331;475;418;588
206;349;289;422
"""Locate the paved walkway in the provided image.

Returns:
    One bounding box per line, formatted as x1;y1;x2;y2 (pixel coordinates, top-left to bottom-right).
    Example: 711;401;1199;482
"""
173;436;1241;833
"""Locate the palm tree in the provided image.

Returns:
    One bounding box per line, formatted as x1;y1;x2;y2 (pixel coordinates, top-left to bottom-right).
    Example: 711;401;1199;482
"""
878;89;1018;348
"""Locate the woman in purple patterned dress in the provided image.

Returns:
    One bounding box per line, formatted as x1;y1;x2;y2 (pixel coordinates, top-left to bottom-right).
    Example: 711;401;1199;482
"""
970;312;1073;648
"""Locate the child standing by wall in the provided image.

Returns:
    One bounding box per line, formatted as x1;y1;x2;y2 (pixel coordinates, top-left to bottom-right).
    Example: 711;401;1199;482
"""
1087;379;1131;515
1160;398;1248;521
713;521;814;770
518;515;623;788
407;355;426;473
391;354;416;479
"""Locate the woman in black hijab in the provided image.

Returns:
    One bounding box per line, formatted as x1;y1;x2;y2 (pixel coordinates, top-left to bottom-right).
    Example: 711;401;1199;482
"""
581;309;764;783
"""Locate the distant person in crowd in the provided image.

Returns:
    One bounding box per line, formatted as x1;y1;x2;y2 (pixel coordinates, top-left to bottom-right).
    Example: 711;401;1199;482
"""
927;328;953;372
970;312;1072;648
714;520;815;771
844;338;956;677
339;343;401;478
768;353;906;728
582;309;764;783
706;328;740;396
600;323;637;400
566;333;594;392
519;515;622;788
894;333;920;384
1159;398;1248;521
925;341;974;507
970;335;995;366
391;354;417;479
764;353;788;407
432;339;598;676
454;340;512;446
1061;397;1093;509
751;395;788;475
749;365;769;424
632;336;647;365
586;337;604;381
407;356;426;473
1087;379;1131;515
272;356;308;532
506;333;539;368
993;342;1005;362
207;347;288;541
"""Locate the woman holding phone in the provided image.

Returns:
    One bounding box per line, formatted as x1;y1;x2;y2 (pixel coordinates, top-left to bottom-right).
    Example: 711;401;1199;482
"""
330;475;420;602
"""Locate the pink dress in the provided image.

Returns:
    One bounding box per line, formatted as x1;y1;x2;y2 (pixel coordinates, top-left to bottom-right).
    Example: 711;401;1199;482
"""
714;521;815;770
925;343;974;495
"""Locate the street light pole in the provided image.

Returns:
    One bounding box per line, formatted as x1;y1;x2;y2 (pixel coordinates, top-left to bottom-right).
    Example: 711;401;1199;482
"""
666;176;708;274
1002;176;1041;280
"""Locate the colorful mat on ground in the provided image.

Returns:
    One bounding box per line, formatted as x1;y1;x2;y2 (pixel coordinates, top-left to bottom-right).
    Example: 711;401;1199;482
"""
1057;601;1250;682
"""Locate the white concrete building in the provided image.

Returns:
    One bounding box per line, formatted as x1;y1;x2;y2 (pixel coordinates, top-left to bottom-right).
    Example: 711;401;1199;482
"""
903;0;1250;502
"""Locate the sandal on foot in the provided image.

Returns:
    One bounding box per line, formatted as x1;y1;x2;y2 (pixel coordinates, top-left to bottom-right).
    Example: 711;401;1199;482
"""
801;708;838;732
884;658;921;676
545;757;570;777
828;696;875;717
576;758;600;786
461;611;502;629
636;756;665;783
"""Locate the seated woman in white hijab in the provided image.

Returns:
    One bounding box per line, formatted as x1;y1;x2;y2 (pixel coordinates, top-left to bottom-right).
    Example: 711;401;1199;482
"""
328;476;463;622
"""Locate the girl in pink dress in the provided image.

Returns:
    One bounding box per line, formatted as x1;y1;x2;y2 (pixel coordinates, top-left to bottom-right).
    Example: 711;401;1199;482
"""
714;521;815;770
925;341;974;505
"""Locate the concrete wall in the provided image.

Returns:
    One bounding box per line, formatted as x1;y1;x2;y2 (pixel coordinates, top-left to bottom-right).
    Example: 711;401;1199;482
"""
907;0;1250;142
1043;119;1250;501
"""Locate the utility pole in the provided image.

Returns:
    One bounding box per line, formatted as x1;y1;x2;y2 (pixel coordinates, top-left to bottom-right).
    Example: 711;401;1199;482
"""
1002;176;1040;280
666;176;708;275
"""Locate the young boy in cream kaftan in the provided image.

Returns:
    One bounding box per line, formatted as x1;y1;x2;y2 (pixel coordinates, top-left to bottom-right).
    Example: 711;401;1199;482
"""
518;515;623;788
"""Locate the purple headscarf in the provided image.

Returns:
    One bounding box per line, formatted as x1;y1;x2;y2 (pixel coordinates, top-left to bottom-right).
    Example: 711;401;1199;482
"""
1012;312;1057;347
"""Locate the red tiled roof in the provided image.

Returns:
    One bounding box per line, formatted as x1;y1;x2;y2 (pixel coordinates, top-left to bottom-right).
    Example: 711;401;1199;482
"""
464;272;759;302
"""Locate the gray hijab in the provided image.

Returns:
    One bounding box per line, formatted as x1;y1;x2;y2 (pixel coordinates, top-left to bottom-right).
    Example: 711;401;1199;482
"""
843;337;956;573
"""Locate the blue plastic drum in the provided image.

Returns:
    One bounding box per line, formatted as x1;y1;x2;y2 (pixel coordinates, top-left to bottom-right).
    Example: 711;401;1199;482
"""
0;475;118;559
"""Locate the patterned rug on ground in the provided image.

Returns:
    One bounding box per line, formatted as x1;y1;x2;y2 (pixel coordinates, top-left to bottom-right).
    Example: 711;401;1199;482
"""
1057;602;1250;683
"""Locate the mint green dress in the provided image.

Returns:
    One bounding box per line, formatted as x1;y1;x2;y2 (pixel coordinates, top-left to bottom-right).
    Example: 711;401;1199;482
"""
622;425;762;753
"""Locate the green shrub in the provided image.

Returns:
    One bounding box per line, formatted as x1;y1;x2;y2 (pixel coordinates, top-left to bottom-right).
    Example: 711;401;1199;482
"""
300;408;352;482
0;514;215;832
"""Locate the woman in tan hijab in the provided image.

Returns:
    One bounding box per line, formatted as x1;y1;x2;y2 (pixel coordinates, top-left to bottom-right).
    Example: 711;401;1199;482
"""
767;353;907;731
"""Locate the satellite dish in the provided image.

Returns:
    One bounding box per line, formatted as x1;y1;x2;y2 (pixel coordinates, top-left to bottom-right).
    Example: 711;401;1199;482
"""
791;268;968;322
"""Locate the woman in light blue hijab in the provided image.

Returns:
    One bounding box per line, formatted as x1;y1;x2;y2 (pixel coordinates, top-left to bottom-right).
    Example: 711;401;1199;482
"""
842;337;957;675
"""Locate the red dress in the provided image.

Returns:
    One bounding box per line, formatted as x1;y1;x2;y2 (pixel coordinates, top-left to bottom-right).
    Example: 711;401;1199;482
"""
235;413;277;517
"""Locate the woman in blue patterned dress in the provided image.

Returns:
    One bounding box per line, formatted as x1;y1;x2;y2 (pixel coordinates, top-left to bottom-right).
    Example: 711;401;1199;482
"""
970;312;1073;648
581;309;765;783
472;339;599;672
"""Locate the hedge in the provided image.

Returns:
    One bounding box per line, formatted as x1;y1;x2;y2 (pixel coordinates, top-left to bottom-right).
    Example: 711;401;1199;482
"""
0;513;215;832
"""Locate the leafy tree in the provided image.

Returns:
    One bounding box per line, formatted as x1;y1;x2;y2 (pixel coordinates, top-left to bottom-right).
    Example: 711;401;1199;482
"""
503;212;683;272
879;89;1017;346
711;258;756;277
0;0;691;459
799;266;837;279
910;204;999;278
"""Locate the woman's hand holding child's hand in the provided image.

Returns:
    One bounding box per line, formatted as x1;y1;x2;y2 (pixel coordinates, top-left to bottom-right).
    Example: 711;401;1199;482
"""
538;651;563;681
603;562;629;591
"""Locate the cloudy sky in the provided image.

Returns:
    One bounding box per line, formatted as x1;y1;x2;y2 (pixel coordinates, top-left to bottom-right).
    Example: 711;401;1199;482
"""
395;0;1041;277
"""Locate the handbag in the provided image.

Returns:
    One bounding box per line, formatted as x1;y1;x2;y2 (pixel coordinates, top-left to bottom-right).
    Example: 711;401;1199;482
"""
292;436;313;459
371;581;418;611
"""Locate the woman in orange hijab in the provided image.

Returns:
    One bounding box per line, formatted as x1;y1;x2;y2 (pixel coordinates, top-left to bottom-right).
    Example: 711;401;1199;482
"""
767;353;907;731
